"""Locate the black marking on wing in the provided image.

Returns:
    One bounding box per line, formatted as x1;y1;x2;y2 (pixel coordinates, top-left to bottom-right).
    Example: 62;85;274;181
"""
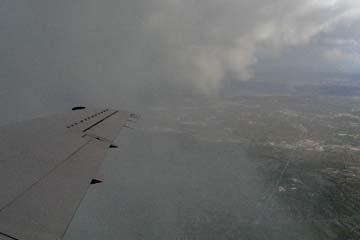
90;179;102;185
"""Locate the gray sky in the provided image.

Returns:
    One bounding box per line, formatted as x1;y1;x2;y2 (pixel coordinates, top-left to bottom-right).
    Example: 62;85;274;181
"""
0;0;359;121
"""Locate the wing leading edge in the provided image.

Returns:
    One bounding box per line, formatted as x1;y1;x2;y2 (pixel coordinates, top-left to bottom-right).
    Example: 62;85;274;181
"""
0;108;136;240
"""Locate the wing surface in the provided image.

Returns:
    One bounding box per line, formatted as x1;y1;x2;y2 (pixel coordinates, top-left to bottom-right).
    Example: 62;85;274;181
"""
0;108;134;240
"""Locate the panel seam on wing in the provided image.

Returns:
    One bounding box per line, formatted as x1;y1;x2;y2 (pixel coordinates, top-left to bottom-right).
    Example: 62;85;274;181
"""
82;111;119;132
0;141;91;213
0;231;19;240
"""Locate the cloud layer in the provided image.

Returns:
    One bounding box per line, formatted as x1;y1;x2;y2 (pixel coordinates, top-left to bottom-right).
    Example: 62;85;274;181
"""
143;0;360;90
0;0;360;122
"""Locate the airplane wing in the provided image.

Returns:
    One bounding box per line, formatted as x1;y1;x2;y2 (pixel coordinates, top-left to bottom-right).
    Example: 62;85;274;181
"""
0;107;137;240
